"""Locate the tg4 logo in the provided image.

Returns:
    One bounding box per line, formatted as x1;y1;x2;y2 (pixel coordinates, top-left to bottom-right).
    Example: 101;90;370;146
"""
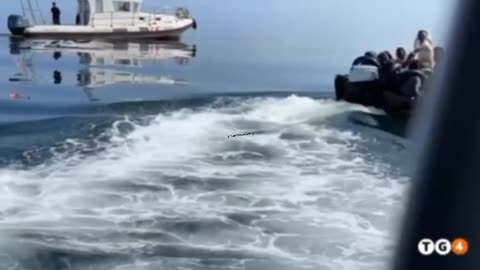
418;238;469;256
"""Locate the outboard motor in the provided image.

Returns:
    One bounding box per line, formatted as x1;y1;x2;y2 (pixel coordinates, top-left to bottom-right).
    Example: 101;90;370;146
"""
349;55;381;83
335;55;384;107
8;15;29;35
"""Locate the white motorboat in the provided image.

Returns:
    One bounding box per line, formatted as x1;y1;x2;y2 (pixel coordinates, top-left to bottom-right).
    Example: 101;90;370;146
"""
8;0;197;40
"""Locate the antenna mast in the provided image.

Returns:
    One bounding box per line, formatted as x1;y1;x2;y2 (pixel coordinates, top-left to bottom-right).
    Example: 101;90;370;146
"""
20;0;26;17
21;0;46;24
26;0;37;24
33;0;46;24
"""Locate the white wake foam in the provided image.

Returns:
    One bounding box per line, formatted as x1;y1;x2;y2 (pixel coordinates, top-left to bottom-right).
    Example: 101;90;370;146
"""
0;95;408;270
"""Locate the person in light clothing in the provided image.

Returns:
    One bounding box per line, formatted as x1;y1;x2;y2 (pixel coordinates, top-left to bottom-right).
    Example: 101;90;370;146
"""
413;30;434;69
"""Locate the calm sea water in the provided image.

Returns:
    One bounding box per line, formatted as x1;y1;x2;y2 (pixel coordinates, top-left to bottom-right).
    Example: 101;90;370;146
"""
0;1;452;269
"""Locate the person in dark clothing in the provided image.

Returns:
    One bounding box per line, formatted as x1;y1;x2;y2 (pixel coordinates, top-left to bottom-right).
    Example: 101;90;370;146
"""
408;59;420;70
364;51;377;59
377;51;390;66
76;13;80;25
380;50;394;62
53;70;62;84
51;2;61;25
406;52;415;63
377;51;399;88
395;47;409;68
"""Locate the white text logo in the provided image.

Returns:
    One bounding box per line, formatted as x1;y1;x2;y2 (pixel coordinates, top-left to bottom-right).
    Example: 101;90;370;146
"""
418;238;469;256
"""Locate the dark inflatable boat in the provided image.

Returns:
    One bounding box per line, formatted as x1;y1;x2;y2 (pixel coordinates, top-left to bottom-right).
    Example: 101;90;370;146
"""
334;54;432;119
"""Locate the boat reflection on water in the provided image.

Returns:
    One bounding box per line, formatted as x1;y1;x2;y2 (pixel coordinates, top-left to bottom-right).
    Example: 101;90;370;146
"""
77;67;189;102
8;37;196;104
9;37;196;64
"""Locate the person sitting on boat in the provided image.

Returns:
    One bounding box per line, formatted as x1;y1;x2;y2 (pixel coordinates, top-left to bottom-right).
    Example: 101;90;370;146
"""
413;30;434;69
51;2;61;25
378;51;400;89
408;59;420;70
395;47;409;68
380;50;394;62
383;61;428;99
404;52;415;67
395;56;435;98
364;51;377;58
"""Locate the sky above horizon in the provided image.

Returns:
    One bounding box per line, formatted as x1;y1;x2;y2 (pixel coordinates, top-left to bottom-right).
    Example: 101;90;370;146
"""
0;0;456;50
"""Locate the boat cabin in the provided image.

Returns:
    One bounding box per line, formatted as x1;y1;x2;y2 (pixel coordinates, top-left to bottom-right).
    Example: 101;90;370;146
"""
77;0;144;26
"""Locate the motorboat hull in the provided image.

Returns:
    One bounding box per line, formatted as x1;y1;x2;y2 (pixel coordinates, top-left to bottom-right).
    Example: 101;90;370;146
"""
335;74;414;119
10;21;195;40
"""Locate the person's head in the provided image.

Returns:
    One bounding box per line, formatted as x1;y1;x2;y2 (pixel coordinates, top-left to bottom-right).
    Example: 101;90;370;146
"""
384;51;393;61
53;51;61;60
417;30;428;42
396;47;407;62
378;51;393;65
364;51;377;59
52;2;56;6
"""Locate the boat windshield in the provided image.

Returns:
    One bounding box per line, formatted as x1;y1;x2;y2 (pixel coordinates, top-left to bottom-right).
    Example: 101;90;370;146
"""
113;1;132;12
113;1;139;12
